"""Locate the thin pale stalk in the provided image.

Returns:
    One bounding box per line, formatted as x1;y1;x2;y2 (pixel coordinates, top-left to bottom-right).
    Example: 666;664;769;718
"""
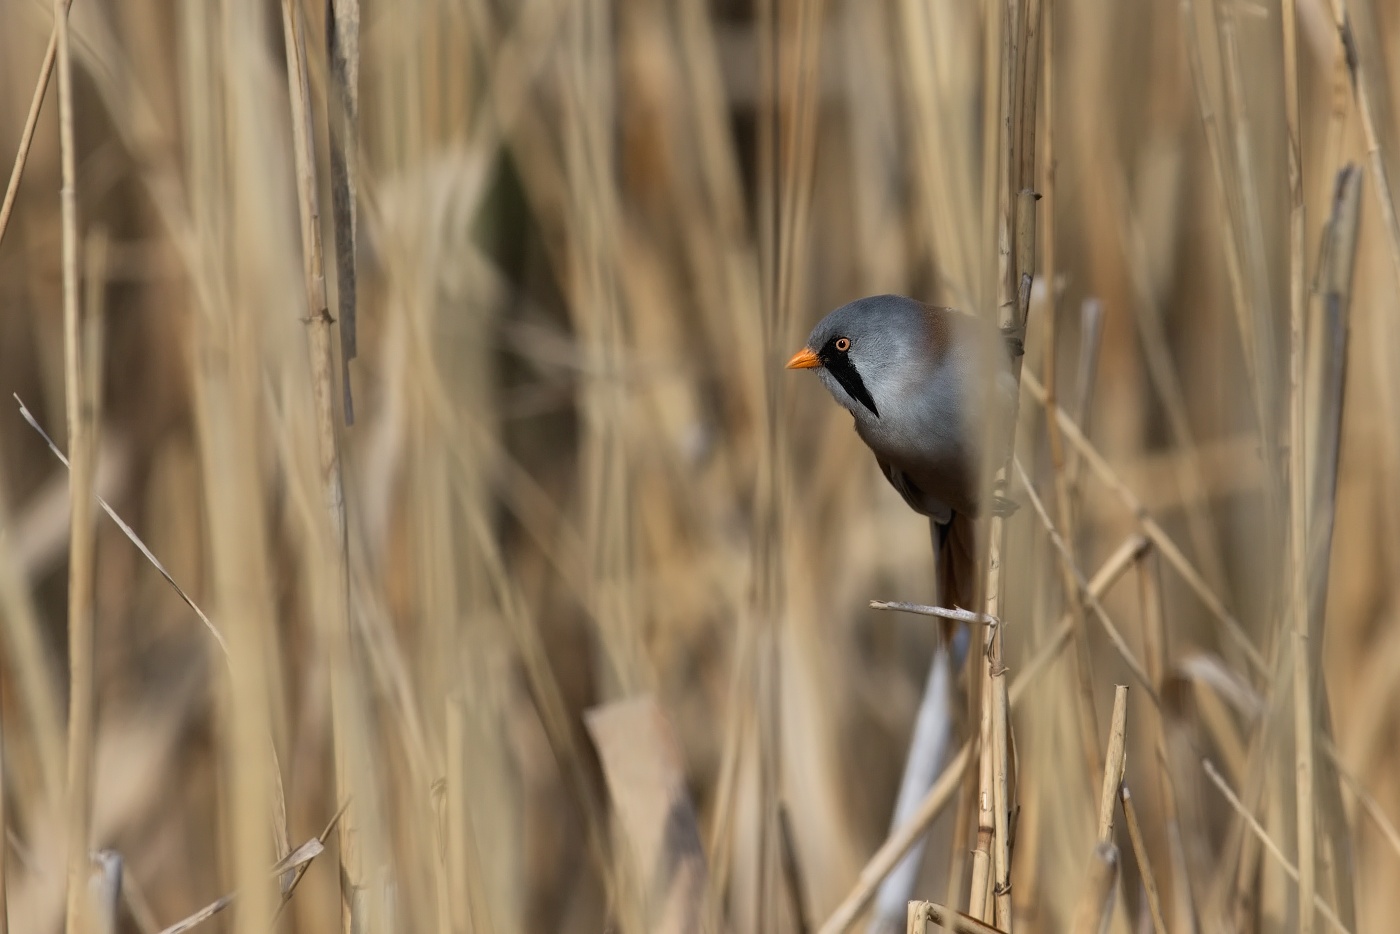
58;0;95;925
1119;787;1168;934
0;0;74;252
1136;550;1199;934
1279;0;1314;925
0;711;6;934
1202;761;1352;934
1179;0;1270;439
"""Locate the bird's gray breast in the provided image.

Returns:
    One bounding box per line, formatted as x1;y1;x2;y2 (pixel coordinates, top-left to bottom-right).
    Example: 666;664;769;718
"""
853;359;982;518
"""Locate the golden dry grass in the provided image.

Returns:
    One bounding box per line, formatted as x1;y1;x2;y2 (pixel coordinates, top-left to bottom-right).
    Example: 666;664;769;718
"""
1;0;1400;931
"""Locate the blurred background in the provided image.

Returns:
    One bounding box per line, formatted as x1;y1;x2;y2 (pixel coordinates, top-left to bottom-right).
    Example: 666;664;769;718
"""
0;0;1398;931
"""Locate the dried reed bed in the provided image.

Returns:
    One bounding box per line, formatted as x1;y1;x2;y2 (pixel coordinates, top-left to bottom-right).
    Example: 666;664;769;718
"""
1;0;1400;931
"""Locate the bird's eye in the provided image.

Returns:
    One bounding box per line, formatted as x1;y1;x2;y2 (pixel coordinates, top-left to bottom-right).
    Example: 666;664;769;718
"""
835;337;851;352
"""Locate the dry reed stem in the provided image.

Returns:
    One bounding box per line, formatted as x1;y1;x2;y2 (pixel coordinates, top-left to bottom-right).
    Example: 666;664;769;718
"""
0;477;65;800
868;602;997;627
1022;371;1266;674
753;0;827;926
0;713;6;934
1108;167;1232;602
278;0;355;923
1119;787;1168;934
13;397;230;656
1096;686;1129;843
975;0;1045;915
1214;2;1275;433
1307;165;1363;930
155;830;329;934
1178;0;1267;435
1032;490;1399;899
1135;550;1198;934
84;850;120;934
779;803;812;934
272;801;348;922
57;0;95;923
1037;0;1101;791
156;895;235;934
967;677;993;921
905;899;1008;934
1013;460;1158;701
1068;843;1118;934
818;535;1149;933
1211;161;1358;923
1322;0;1400;302
1201;761;1351;934
446;698;495;934
1016;450;1392;888
1064;299;1104;499
0;0;72;252
1279;0;1314;925
326;0;360;423
1011;445;1377;924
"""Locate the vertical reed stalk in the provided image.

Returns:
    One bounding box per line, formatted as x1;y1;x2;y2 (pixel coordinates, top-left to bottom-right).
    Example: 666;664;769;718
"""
57;0;95;925
1278;0;1314;926
279;0;357;927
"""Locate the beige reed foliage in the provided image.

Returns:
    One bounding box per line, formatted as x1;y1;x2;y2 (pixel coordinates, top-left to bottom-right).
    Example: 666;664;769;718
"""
2;0;1400;932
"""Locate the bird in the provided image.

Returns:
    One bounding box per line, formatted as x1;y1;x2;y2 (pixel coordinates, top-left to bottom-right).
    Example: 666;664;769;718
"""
786;293;1017;612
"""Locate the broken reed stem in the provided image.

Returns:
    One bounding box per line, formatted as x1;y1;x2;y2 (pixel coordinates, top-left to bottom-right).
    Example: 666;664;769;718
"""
869;601;996;627
1322;0;1400;302
817;535;1149;934
1096;686;1129;842
58;0;96;926
1202;760;1352;934
86;850;122;934
905;900;1007;934
1068;843;1118;934
0;0;73;252
1119;786;1168;934
279;0;356;925
158;824;335;934
1279;0;1315;925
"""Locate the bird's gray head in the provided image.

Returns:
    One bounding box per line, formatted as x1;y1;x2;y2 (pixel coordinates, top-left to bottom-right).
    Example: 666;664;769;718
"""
786;294;941;423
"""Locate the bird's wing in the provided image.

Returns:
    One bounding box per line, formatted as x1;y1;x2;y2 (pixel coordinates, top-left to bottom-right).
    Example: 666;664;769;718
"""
876;455;953;524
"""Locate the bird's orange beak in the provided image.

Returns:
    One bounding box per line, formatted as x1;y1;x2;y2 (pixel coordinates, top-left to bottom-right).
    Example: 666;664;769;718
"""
785;347;820;370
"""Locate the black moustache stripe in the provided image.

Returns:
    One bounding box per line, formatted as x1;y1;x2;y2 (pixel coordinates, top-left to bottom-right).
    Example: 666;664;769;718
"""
823;352;879;417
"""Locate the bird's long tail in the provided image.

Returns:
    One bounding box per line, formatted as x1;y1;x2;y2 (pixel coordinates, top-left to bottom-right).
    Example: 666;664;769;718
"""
933;511;981;618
